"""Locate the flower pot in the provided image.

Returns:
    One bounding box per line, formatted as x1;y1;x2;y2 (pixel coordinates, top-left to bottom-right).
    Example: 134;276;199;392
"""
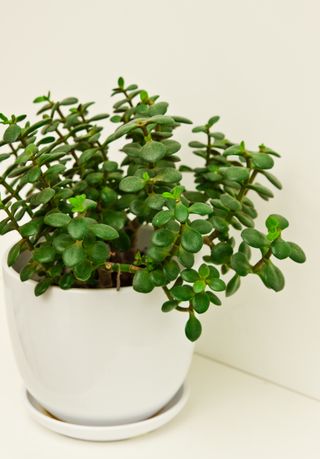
2;250;194;426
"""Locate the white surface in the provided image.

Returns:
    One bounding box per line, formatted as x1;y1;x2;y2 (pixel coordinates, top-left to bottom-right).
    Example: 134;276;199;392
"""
24;384;190;441
0;0;319;400
2;257;193;425
2;347;320;457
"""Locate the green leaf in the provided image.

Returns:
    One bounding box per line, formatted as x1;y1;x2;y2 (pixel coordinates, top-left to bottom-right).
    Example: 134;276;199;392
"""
60;97;79;106
0;153;10;162
68;194;97;213
20;218;42;237
15;143;37;164
181;269;199;282
171;285;194;301
248;183;274;199
271;239;291;259
33;95;48;103
68;218;88;240
251;152;274;170
177;247;194;268
189;141;206;149
208;115;220;127
220;194;241;211
44;164;65;179
152;210;173;227
7;241;22;267
3;124;21;143
262;171;282;190
79;148;99;165
185;314;202;342
33;245;56;263
207;291;222;305
63;244;86;267
207;278;226;292
239;241;251;259
163;260;180;281
226;274;241;297
192;293;210;313
242;228;269;248
287;242;306;263
20;264;37;282
88;113;109;122
106;121;137;143
154;168;182;184
118;76;124;88
209;216;228;232
193;279;206;293
90;224;119;240
30;188;55;206
152;229;175;247
102;210;126;231
188;202;212;215
53;233;73;252
235;211;254;228
87;241;110;264
147;115;175;126
161;300;178;312
190;219;213;234
199;263;210;278
141;141;166;162
266;214;289;231
133;270;154;293
162;139;181;155
175;202;189;222
172;116;192;125
230;252;251;276
59;273;75;289
146;195;165;210
223;144;242;156
101;186;118;206
86;172;104;185
210;242;233;264
34;278;52;296
149;102;168;116
223;166;249;182
192;125;207;133
147;246;168;262
119;176;145;192
258;260;285;291
181;227;203;253
74;260;92;281
44;212;71;227
150;269;167;286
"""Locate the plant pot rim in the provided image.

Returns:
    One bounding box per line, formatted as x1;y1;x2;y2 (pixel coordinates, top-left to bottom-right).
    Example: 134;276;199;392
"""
2;245;135;295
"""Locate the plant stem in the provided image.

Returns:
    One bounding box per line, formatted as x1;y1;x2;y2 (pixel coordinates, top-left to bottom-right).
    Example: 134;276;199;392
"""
0;178;33;218
104;262;141;273
252;247;272;272
162;286;190;312
1;204;33;250
205;130;211;166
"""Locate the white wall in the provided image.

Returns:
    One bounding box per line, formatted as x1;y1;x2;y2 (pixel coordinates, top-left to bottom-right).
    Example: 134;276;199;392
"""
0;1;319;397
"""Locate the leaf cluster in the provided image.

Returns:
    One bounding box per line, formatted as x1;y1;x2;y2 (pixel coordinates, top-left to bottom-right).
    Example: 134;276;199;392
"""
0;78;305;341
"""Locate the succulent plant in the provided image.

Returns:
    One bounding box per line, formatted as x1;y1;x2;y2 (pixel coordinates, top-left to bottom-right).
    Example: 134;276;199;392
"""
0;77;306;341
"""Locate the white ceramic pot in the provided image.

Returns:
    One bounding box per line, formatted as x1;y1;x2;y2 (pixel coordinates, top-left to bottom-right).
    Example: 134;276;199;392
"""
2;252;194;426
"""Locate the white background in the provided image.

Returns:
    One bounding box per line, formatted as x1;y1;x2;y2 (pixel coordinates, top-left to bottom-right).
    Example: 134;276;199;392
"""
0;0;319;405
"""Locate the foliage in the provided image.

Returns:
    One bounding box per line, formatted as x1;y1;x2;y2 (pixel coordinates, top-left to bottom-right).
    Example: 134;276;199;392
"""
0;78;306;341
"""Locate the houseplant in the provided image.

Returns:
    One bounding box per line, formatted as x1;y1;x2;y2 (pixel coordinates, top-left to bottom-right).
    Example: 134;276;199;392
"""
0;77;305;431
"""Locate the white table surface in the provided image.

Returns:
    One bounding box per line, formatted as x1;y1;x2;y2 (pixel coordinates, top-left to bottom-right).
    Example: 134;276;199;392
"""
1;283;320;458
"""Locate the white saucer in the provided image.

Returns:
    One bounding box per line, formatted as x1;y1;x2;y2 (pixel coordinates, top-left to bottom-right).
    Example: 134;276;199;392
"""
24;384;190;441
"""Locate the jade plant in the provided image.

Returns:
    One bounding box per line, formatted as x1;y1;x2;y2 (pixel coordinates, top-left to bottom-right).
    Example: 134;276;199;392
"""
0;77;305;341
